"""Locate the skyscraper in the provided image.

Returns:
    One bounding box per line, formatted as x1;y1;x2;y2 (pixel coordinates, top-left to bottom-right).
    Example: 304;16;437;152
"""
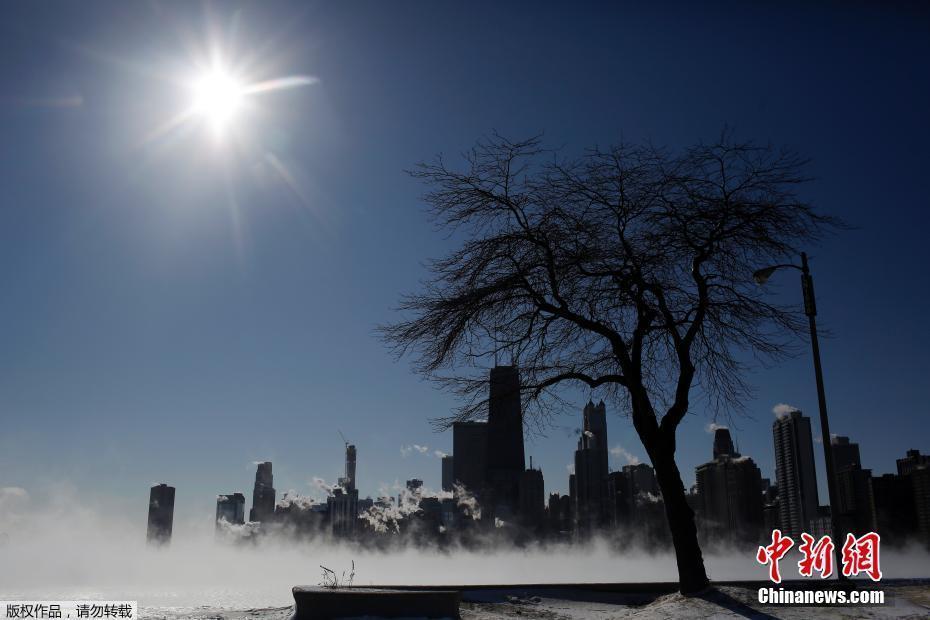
889;449;930;545
146;483;175;546
250;462;276;523
441;455;454;492
897;449;930;476
831;436;861;471
831;436;876;537
328;487;359;537
712;428;736;459
518;465;545;530
623;463;659;497
215;493;246;530
695;447;763;540
486;365;525;515
772;409;819;539
872;472;916;543
572;401;610;532
453;421;488;495
339;444;357;491
331;444;359;536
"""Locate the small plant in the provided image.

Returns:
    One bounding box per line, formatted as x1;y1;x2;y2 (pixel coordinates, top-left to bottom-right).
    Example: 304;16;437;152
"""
319;560;355;589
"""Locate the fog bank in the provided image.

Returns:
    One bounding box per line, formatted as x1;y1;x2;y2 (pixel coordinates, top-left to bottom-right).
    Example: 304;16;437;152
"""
2;485;928;610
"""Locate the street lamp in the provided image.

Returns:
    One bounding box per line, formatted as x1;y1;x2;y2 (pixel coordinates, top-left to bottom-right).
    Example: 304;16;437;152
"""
753;252;848;581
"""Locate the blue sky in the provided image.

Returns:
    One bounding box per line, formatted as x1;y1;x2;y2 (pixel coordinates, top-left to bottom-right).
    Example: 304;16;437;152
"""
1;1;929;524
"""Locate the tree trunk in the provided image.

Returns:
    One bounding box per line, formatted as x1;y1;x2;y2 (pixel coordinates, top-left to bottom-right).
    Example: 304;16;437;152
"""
652;447;709;595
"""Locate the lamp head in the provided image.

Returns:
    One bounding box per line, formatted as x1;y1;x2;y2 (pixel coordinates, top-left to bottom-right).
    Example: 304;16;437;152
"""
753;266;778;285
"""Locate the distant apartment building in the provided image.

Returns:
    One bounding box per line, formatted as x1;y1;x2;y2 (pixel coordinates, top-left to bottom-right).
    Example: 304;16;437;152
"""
146;483;175;545
831;436;876;536
250;462;276;523
772;409;819;539
572;401;610;533
485;365;525;518
518;465;545;530
330;443;360;537
441;455;454;492
452;421;488;495
695;431;763;540
215;492;246;530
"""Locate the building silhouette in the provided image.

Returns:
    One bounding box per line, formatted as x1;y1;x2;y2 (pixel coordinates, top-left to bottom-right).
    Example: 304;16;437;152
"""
870;449;930;546
328;487;358;537
606;470;632;526
518;463;545;530
441;454;454;492
623;463;659;496
572;401;610;532
250;462;276;523
897;449;930;476
695;433;763;540
603;464;659;531
832;435;861;471
339;445;357;491
772;409;819;539
712;427;736;459
872;472;916;543
146;483;175;546
330;444;360;537
452;421;488;496
913;466;930;545
215;492;245;530
831;436;876;537
485;365;525;517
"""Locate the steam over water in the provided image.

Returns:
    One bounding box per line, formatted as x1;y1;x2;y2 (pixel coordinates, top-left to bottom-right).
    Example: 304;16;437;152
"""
2;485;929;612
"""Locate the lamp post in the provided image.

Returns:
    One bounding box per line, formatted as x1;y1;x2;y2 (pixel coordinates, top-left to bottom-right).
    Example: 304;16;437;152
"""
754;252;847;581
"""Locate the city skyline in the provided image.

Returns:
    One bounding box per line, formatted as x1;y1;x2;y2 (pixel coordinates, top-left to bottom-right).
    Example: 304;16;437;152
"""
147;383;925;551
2;1;930;529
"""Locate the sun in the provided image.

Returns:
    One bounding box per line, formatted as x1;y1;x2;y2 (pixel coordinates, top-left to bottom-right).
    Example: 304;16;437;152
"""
190;67;245;135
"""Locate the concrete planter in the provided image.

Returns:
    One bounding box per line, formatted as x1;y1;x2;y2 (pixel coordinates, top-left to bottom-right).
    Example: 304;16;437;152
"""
291;586;461;619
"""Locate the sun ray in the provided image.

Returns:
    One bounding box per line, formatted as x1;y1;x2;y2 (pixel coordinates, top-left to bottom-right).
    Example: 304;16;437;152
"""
240;75;318;96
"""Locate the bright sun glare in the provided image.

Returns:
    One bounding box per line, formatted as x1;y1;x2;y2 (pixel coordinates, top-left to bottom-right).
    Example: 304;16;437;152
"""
191;69;245;134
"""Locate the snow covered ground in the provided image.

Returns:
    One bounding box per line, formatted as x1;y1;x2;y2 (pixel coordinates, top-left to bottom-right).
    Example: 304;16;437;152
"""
133;582;930;619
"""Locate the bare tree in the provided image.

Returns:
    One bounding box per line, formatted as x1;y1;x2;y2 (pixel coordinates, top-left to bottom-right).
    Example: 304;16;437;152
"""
382;132;840;593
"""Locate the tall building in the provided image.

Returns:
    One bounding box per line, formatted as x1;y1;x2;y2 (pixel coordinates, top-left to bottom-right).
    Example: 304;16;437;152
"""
831;436;876;537
912;466;930;545
891;450;930;545
873;450;930;545
441;455;454;492
518;465;545;530
872;473;916;543
606;470;632;526
250;462;276;523
695;445;763;540
453;421;488;494
572;401;610;533
485;365;525;516
215;493;246;533
583;401;609;480
623;463;659;497
897;449;930;476
831;436;861;471
712;428;736;459
339;444;357;491
146;483;175;546
328;487;359;537
331;443;360;536
772;409;819;539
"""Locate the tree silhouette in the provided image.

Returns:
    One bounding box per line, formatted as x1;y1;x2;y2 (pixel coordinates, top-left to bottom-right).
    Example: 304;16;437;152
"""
382;132;840;593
